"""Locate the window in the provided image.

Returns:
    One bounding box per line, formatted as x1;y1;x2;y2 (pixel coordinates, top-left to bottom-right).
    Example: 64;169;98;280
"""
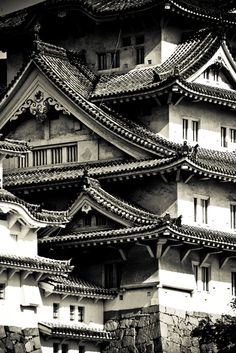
193;264;210;292
232;272;236;296
97;51;120;70
53;343;59;353
230;204;236;229
0;284;5;299
51;147;63;164
67;144;78;163
70;305;75;321
136;47;144;65
221;127;227;147
53;303;59;319
230;129;236;144
104;263;121;289
194;197;209;224
18;154;29;168
182;118;199;142
182;119;188;140
33;149;47;166
79;347;85;353
111;51;120;69
96;214;107;226
62;344;68;353
78;306;84;322
122;36;131;46
98;53;107;70
83;214;91;227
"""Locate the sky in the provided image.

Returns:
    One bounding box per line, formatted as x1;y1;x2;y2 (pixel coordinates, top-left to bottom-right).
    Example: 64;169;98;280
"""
0;0;43;16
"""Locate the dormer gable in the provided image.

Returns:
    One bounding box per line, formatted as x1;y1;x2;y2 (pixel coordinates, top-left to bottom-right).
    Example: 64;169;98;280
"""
190;41;236;90
65;174;159;231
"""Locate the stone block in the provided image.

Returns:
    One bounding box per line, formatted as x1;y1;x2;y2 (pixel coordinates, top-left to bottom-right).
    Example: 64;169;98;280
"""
33;336;41;349
14;343;26;353
105;321;119;331
10;333;22;343
146;343;154;353
160;323;168;338
31;350;42;353
122;336;134;347
0;326;6;339
25;340;34;353
5;336;13;350
125;328;135;337
8;326;22;334
137;316;149;328
23;329;38;337
120;319;132;329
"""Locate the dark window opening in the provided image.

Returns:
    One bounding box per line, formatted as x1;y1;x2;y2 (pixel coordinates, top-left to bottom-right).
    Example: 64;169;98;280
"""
136;47;144;65
122;37;131;46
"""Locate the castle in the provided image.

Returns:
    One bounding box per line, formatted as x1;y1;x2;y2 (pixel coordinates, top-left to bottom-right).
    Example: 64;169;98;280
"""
0;1;236;353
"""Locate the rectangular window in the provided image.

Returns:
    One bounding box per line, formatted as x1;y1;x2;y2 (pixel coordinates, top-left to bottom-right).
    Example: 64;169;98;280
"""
33;149;47;166
193;264;210;292
136;47;144;65
232;272;236;296
201;199;208;224
0;284;5;299
230;204;236;229
51;147;63;164
104;263;121;289
194;197;209;224
98;53;107;70
230;129;236;144
221;127;227;147
111;51;120;68
78;307;84;322
182;119;188;140
67;145;78;163
70;305;75;321
192;120;199;142
62;344;68;353
53;343;59;353
53;303;59;319
18;154;29;168
202;267;209;291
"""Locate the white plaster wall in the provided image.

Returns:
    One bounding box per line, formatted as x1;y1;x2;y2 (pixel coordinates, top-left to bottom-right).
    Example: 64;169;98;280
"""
105;287;157;312
0;273;39;327
177;180;236;230
39;294;104;327
169;102;236;150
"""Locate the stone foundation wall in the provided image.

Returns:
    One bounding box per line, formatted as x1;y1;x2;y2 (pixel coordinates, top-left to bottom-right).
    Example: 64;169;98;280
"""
103;305;219;353
0;326;42;353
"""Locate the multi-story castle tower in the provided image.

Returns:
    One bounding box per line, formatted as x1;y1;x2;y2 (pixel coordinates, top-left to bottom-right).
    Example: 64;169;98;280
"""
0;1;236;353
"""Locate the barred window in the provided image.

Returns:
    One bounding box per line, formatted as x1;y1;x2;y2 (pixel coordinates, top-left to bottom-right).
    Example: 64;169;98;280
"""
78;306;84;322
33;149;47;166
18;154;29;168
53;303;59;319
67;144;78;163
70;305;75;321
51;147;62;164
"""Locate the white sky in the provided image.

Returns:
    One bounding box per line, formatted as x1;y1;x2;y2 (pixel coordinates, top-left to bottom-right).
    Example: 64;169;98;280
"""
0;0;44;16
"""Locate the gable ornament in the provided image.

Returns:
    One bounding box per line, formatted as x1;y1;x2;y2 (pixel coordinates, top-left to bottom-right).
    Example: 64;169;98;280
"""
11;89;70;122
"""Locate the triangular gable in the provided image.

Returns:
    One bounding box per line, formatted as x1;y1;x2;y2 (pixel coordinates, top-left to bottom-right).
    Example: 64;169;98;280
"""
0;41;176;159
67;175;159;229
189;41;236;89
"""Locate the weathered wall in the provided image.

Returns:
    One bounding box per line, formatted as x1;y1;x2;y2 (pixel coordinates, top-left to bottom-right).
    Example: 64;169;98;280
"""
0;326;41;353
103;305;218;353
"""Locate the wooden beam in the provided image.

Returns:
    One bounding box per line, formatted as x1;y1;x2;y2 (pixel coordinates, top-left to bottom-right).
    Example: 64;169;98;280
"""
93;298;99;304
156;239;167;259
8;269;17;280
174;96;184;106
184;174;194;184
8;214;18;230
0;268;6;275
160;173;168;183
161;243;183;257
167;92;172;105
154;96;161;106
180;246;203;263
61;294;69;300
118;249;127;261
176;169;181;182
19;226;31;239
199;251;222;267
34;272;44;282
44;291;52;298
78;296;84;303
21;270;32;281
219;256;236;269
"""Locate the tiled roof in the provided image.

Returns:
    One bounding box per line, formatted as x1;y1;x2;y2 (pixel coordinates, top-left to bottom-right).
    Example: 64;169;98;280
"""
0;137;30;156
71;175;160;225
39;220;236;251
42;274;117;299
39;321;114;341
92;29;221;99
0;253;73;273
0;0;235;29
0;188;69;225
